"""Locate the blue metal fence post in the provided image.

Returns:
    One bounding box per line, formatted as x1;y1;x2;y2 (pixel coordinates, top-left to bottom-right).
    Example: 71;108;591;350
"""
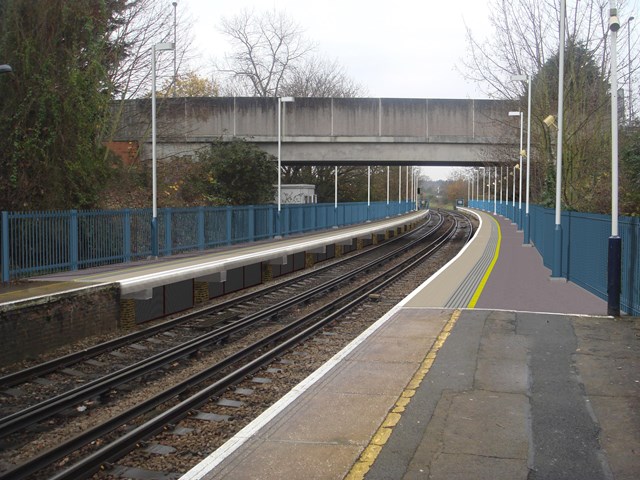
197;206;205;250
226;206;232;245
2;212;9;282
248;206;255;242
123;209;131;263
165;208;173;255
69;210;79;271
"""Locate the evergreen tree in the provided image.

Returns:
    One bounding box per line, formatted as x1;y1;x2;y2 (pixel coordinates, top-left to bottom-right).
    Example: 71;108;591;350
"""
0;0;126;210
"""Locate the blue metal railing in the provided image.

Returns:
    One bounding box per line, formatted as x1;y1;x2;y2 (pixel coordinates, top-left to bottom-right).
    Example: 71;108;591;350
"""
468;199;640;316
0;201;414;282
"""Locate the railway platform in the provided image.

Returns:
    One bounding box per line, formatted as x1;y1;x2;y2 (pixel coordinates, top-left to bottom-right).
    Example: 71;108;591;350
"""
0;210;427;365
180;208;639;480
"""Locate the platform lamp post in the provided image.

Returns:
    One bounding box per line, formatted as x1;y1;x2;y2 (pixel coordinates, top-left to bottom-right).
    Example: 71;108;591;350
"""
493;166;497;215
608;3;622;316
151;42;174;258
508;110;524;230
551;0;567;279
0;64;11;74
628;15;635;123
512;74;532;243
512;163;519;224
172;2;178;97
277;96;295;237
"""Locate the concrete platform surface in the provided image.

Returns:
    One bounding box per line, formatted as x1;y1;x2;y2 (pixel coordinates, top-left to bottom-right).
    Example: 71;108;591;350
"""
181;308;639;480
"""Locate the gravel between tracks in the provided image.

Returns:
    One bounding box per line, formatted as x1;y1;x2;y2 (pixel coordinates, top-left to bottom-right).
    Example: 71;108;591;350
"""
1;213;476;479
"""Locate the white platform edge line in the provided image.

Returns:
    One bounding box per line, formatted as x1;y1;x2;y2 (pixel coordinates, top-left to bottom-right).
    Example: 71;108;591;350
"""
116;211;428;293
400;207;484;305
402;306;611;318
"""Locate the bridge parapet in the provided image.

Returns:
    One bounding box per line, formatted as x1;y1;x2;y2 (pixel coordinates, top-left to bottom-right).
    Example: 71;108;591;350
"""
113;97;519;165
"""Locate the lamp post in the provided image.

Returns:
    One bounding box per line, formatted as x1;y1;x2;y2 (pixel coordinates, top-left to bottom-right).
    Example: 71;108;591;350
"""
511;74;532;243
551;0;566;279
512;164;518;222
508;110;524;230
172;2;178;97
608;2;622;315
277;96;295;236
628;15;635;122
493;166;497;215
0;64;11;74
151;42;174;258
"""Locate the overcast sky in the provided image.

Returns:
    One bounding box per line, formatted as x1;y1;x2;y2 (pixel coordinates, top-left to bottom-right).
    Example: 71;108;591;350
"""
176;1;491;179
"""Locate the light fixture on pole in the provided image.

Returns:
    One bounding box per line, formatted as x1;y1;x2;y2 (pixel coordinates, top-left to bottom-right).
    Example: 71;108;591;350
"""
277;96;295;237
172;2;178;97
493;166;497;215
508;110;524;229
334;166;338;227
551;0;566;279
608;2;622;316
0;64;12;74
151;41;175;258
628;15;635;122
511;74;532;244
512;163;519;223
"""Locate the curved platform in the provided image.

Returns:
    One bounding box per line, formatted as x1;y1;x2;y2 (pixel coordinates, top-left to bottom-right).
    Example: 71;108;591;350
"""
180;209;638;480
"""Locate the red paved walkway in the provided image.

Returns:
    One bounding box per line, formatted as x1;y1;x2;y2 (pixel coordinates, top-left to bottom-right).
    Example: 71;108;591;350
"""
475;213;607;315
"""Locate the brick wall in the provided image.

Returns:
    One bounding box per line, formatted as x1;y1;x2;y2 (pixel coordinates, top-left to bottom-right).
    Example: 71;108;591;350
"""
0;284;121;367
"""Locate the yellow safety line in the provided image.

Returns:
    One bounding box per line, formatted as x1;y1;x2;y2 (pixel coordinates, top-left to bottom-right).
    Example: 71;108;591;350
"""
344;309;462;480
466;215;501;309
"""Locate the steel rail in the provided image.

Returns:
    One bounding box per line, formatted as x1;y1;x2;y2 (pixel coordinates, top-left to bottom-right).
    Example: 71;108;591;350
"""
0;213;443;439
45;212;468;480
0;213;434;389
2;211;468;480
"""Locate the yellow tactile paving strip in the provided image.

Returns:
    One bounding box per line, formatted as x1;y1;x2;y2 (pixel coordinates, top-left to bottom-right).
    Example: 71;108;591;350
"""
345;309;462;479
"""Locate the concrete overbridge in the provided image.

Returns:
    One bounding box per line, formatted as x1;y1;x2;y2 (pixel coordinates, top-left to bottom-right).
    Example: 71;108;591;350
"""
113;97;520;166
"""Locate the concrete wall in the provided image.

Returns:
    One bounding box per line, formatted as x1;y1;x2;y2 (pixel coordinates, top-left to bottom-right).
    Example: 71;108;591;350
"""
112;97;518;165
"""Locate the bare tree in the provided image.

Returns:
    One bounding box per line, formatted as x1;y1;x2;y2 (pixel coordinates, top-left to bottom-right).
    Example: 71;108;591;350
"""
102;0;196;159
461;0;627;99
282;57;366;97
461;0;638;213
109;0;195;100
217;9;364;98
218;9;314;97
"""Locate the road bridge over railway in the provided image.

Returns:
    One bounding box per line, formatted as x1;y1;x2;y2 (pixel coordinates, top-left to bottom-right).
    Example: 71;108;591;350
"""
112;97;519;165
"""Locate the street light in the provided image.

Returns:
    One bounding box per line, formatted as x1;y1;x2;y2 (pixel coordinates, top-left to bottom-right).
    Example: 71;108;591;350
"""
552;0;567;279
508;110;524;230
277;96;295;236
513;163;519;223
608;2;622;315
511;73;532;244
0;65;12;74
628;15;635;122
151;42;174;258
172;2;178;97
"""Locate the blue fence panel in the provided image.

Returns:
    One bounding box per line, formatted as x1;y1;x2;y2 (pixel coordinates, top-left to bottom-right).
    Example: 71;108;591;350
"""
620;216;639;315
566;212;608;300
203;207;228;248
0;201;416;283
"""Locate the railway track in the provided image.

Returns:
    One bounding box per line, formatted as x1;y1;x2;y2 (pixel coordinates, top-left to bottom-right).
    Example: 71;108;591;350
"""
0;209;473;480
